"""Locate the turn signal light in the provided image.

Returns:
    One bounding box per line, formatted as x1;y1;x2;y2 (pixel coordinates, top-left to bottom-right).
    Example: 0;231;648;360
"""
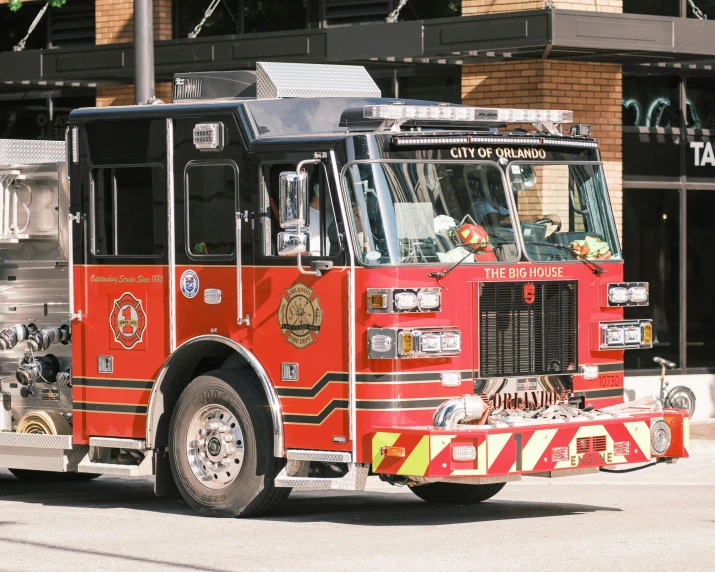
381;446;406;458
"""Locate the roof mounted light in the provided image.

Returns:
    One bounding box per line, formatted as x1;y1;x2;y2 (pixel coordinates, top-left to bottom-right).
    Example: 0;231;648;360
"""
364;104;573;124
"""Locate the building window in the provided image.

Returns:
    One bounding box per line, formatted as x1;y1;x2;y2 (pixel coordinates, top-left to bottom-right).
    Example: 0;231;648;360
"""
624;189;681;370
185;162;237;258
623;0;680;17
174;0;308;38
623;75;681;181
92;165;165;257
686;190;715;367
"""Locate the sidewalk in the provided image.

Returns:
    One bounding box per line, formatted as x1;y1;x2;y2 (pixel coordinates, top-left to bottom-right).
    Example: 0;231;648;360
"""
690;420;715;454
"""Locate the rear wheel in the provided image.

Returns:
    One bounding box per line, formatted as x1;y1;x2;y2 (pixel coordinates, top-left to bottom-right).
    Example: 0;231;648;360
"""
665;386;696;417
169;368;290;517
410;482;506;504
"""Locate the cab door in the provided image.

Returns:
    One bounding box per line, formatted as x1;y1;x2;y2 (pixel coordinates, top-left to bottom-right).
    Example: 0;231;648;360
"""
172;117;247;346
71;118;170;442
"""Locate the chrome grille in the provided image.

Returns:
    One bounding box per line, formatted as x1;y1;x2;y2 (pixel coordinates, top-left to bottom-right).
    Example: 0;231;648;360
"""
479;281;578;377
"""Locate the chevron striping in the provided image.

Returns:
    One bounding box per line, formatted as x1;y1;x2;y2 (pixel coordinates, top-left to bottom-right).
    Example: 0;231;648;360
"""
397;436;430;476
624;421;652;461
521;428;559;472
371;432;401;473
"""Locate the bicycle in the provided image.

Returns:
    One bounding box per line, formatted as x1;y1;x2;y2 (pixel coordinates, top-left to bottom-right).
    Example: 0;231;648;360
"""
653;356;696;417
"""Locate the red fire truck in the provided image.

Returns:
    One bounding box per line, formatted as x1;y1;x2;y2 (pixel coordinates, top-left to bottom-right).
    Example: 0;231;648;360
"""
0;62;688;517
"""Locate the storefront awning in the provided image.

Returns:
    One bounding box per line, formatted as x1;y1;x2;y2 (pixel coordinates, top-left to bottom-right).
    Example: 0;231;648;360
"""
2;9;715;87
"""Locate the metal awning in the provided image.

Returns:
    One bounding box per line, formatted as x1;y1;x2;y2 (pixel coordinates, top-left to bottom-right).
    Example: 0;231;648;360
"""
2;9;715;88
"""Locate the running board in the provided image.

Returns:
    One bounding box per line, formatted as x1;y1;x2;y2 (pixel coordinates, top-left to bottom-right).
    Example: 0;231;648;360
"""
275;462;368;490
77;453;153;476
89;437;147;450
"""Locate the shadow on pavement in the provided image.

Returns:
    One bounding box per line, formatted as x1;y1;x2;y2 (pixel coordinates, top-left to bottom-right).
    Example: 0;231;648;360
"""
263;491;622;526
0;471;620;527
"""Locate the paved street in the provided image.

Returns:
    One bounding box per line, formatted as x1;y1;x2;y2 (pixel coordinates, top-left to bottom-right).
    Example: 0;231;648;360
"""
0;441;713;572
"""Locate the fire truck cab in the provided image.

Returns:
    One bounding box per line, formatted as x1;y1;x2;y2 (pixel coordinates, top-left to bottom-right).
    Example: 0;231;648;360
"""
0;62;688;517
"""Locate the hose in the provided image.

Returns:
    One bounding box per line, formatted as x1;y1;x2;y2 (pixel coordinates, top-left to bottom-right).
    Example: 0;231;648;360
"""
16;410;71;435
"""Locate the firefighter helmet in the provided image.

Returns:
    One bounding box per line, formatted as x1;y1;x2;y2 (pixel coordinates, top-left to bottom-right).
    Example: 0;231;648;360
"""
457;223;490;251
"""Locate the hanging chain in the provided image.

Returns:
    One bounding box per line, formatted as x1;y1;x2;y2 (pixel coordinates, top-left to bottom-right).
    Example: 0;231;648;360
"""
13;1;49;51
386;0;410;23
688;0;707;19
188;0;222;39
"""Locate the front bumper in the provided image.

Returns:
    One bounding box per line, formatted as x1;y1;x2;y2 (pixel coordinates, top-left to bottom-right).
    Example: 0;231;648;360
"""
371;410;689;479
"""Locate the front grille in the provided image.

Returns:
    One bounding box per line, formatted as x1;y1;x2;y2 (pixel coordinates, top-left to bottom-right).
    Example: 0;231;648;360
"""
479;281;577;377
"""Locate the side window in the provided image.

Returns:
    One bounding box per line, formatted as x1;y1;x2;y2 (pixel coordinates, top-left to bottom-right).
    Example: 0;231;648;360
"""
261;162;340;257
186;162;237;257
92;165;165;256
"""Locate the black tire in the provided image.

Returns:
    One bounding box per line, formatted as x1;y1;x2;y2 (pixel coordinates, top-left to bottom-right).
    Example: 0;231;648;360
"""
665;386;696;417
8;469;101;482
410;482;506;504
169;368;290;517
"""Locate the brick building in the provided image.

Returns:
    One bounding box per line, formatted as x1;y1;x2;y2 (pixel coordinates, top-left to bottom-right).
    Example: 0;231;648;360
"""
0;0;714;411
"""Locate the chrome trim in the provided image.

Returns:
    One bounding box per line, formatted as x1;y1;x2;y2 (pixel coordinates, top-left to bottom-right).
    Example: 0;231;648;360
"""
286;449;352;463
145;335;285;457
433;395;487;429
330;149;357;455
166;118;176;352
236;210;242;324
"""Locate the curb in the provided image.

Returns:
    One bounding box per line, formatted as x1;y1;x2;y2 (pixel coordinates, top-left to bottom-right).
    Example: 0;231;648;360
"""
689;439;715;455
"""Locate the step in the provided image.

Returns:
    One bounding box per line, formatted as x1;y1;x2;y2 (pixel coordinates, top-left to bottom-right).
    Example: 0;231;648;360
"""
77;452;153;476
88;437;147;450
286;449;352;463
274;463;368;491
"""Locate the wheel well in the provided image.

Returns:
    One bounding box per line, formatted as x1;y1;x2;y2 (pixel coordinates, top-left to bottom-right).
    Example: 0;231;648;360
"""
147;338;278;452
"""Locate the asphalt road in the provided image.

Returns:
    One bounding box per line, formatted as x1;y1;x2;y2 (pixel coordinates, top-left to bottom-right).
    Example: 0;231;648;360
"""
0;443;713;572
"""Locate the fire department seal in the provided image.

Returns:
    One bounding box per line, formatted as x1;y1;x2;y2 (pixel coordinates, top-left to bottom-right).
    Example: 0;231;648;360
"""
277;283;323;349
180;269;199;299
110;292;147;350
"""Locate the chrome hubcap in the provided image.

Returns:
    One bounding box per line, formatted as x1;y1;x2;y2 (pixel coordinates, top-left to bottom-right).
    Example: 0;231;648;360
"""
186;404;244;490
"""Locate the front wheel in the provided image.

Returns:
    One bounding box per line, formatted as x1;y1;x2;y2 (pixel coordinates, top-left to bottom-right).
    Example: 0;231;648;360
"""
169;368;290;517
665;386;696;417
410;482;506;504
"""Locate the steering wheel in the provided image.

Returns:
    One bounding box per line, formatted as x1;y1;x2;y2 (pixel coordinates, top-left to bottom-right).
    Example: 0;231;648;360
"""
533;214;562;232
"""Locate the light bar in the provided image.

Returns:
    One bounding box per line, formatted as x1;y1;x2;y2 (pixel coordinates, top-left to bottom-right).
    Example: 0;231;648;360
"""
392;135;598;149
367;327;461;359
365;104;573;124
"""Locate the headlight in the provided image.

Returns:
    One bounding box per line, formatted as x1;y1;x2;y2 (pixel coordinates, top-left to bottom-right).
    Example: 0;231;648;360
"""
608;287;629;304
628;286;648;303
580;364;599;380
366;287;442;313
602;283;649;307
417;288;441;310
597;320;653;350
368;327;461;359
418;332;442;353
452;445;477;462
394;291;418;311
440;331;461;352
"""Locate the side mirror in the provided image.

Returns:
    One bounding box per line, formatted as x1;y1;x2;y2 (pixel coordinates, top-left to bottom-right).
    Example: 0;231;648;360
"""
277;230;309;257
279;171;309;228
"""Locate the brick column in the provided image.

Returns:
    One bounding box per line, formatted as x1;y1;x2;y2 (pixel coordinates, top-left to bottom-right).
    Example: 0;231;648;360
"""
461;0;623;236
95;0;173;105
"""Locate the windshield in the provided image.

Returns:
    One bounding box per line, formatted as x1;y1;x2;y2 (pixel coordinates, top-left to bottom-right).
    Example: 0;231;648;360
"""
507;163;620;262
343;162;519;266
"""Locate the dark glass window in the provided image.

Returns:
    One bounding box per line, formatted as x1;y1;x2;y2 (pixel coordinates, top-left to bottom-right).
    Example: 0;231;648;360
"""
398;0;461;19
624;189;681;370
686;77;715;130
686;190;715;368
186;163;237;257
92;165;165;257
623;75;681;180
175;0;307;38
623;0;679;16
687;0;714;18
398;71;461;104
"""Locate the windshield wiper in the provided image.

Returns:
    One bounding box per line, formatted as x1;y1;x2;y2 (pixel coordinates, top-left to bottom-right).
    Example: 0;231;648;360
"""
527;241;606;275
428;241;514;281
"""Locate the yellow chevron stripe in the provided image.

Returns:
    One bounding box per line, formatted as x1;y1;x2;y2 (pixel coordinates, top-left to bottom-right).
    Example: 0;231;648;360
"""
487;433;512;470
624;421;651;460
371;432;400;472
683;417;690;455
397;435;430;476
430;435;456;461
522;429;559;472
